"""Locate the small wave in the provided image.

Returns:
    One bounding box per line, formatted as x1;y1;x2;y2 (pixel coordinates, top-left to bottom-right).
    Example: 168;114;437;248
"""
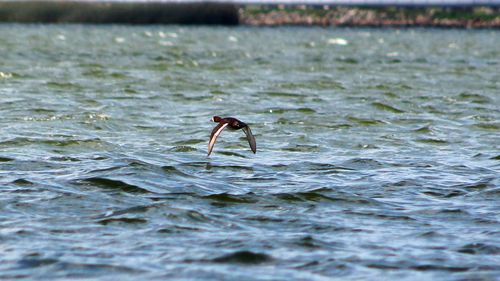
283;145;320;152
94;203;170;220
372;83;412;91
456;243;500;255
293;236;326;249
212;151;248;158
97;217;148;225
0;156;14;162
157;225;203;234
212;251;273;264
327;38;348;46
31;108;57;114
173;94;213;102
457;92;492;104
204;193;258;204
81;177;151;194
344;210;416;221
416;138;449;145
413;125;433;133
386;58;402;63
274;189;372;205
383;91;399;98
243;215;284;223
184;210;211;223
335;57;358;64
46;81;82;90
295;107;316;113
0;71;15;79
17;257;144;273
417;231;446;238
162;165;191;177
341;158;385;170
366;262;402;270
490;155;500;160
371;102;404;113
17;258;58;269
262;91;303;98
410;264;469;272
109;72;128;79
347;116;386;126
0;137;104;147
299;162;355;172
274;192;335;203
82;68;107;78
49;156;81;162
169;146;197;152
472;122;499;131
173;139;205;145
456;179;495;191
474;187;500;198
204;163;254;172
264;107;316;114
11;178;34;185
422;189;466;198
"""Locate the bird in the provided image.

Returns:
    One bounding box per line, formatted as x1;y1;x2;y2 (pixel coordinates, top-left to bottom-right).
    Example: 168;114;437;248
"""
208;116;256;156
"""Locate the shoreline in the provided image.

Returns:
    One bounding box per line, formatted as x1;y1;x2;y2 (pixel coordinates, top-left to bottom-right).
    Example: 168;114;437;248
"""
240;6;500;28
0;1;499;28
0;1;239;24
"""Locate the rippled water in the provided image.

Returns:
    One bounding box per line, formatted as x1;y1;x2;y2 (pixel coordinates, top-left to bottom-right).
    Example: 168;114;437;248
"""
1;25;499;280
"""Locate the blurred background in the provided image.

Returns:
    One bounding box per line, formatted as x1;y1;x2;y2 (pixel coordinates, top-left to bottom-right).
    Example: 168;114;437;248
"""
0;0;499;27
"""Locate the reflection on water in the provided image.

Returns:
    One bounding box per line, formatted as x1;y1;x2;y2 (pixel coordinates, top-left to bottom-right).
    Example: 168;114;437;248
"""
0;25;499;280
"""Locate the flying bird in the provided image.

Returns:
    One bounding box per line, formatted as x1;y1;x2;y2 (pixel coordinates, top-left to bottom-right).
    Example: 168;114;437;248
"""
208;116;256;156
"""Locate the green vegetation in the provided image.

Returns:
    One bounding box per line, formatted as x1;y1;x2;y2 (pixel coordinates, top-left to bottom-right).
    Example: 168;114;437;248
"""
240;5;500;27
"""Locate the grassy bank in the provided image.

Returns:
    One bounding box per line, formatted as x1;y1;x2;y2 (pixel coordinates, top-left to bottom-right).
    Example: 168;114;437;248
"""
240;6;500;28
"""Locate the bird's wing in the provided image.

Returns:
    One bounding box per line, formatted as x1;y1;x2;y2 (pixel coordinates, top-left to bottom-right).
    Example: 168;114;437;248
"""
208;122;229;156
242;126;257;154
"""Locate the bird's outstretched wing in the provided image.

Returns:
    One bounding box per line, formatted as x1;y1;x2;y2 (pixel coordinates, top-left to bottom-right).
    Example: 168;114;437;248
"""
208;123;229;156
242;126;257;154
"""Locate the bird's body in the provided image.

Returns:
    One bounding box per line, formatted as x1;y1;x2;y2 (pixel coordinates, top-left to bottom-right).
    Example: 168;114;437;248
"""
208;116;256;156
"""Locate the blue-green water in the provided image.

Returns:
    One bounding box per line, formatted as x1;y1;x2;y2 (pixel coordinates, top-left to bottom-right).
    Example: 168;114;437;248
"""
0;25;499;280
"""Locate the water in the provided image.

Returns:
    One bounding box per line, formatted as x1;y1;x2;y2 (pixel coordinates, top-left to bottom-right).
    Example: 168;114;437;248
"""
0;25;499;280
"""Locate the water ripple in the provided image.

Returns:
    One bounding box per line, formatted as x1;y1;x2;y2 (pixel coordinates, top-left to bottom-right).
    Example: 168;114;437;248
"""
0;26;498;280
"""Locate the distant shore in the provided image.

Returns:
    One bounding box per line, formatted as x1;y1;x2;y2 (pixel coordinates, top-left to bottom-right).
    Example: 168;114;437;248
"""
0;1;239;24
240;6;500;28
0;1;499;28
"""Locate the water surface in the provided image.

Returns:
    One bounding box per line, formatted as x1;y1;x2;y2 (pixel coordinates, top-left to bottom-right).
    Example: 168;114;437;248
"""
0;25;499;280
